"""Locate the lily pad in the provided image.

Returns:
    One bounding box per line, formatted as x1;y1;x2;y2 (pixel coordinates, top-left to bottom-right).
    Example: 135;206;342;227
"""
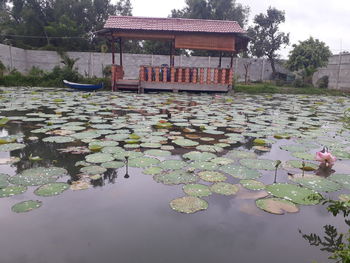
144;149;171;157
34;182;69;197
0;185;27;197
256;198;299;215
198;171;227;182
159;160;186;170
85;153;114;163
227;150;256;159
291;176;341;192
154;171;198;185
101;161;125;169
219;164;261;179
0;143;25;152
128;157;160;168
11;200;42;213
329;174;350;190
0;173;9;188
240;159;276;170
173;139;199;147
210;182;239;196
70;180;91;191
183;184;212;197
42;136;75;143
170;196;208;214
80;165;107;175
240;179;266;191
182;151;216;161
189;161;218;171
266;183;322;205
143;167;164;175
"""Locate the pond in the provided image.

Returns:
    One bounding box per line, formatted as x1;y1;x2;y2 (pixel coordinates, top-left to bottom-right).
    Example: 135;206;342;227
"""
0;87;349;263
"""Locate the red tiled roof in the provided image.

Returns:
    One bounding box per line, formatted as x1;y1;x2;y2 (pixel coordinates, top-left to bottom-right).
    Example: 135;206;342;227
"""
104;16;246;34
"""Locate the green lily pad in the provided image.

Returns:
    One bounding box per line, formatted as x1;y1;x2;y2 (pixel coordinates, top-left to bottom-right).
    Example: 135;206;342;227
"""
144;149;171;157
227;150;256;159
196;145;223;153
182;151;216;161
266;183;322;205
183;184;212;197
240;159;276;170
0;173;9;188
114;151;143;160
240;179;266;191
43;136;75;143
159;160;186;170
0;143;25;152
256;198;299;215
128;157;160;168
154;171;198;185
291;176;341;192
198;171;227;182
101;161;125;169
11;200;42;213
0;185;27;197
189;161;218;171
329;174;350;190
286;160;318;171
34;182;69;197
219;164;261;179
210;182;239;196
170;196;208;214
210;157;235;165
85;153;114;163
143;167;164;175
291;152;315;160
173;139;199;147
80;165;107;175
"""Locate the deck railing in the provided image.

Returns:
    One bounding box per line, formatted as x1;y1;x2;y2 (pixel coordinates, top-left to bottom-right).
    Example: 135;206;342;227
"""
139;66;233;86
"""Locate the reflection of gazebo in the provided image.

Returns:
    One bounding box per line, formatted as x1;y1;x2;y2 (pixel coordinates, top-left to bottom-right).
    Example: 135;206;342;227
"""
97;16;249;92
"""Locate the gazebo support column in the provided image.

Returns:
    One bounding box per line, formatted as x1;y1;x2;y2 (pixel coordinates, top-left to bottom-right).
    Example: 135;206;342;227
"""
219;52;222;68
119;37;123;67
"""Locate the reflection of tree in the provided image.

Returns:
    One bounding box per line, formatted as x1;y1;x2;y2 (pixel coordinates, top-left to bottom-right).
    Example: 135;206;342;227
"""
299;199;350;263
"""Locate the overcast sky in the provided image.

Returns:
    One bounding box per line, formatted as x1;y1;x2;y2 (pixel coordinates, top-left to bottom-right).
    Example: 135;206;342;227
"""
123;0;350;58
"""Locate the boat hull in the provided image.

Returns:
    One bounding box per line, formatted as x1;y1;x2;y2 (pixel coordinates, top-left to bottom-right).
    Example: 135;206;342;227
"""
63;80;104;91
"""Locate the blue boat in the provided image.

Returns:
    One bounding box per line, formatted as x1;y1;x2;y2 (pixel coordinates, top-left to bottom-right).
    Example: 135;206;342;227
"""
63;80;104;91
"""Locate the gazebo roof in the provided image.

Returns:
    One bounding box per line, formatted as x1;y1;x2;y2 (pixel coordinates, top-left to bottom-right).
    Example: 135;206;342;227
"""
103;16;246;34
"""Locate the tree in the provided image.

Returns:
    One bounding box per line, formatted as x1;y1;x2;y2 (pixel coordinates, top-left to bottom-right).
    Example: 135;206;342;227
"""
287;37;332;81
0;0;131;51
248;7;289;78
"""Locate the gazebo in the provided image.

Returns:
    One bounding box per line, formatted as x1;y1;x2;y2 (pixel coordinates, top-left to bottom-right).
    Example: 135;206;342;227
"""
97;16;249;92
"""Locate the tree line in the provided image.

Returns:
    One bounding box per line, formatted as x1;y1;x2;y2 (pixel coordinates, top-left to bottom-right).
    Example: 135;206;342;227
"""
0;0;332;81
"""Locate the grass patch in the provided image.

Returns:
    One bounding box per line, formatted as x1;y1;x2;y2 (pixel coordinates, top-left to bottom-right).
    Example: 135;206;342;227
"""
234;83;348;96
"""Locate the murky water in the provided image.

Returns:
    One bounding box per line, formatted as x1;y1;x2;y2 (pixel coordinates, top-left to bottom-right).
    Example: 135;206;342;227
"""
0;87;349;263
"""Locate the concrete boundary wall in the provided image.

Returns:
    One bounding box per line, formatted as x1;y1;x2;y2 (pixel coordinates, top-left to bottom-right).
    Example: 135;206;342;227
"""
313;54;350;90
0;43;288;82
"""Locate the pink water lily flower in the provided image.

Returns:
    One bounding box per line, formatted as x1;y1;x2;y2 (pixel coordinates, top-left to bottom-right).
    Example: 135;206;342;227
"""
316;147;336;167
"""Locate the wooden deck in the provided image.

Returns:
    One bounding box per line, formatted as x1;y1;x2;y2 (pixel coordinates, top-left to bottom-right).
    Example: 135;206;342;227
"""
112;65;233;93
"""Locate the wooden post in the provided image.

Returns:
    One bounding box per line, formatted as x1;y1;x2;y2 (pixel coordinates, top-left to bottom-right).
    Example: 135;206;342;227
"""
229;68;233;86
119;37;123;66
230;52;234;68
214;69;219;84
185;68;190;83
206;68;211;84
178;68;183;83
219;52;222;68
170;67;175;82
155;67;160;82
147;66;152;82
111;38;115;65
192;68;197;84
169;41;173;66
140;66;145;81
163;67;167;82
199;68;204;84
221;69;226;84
